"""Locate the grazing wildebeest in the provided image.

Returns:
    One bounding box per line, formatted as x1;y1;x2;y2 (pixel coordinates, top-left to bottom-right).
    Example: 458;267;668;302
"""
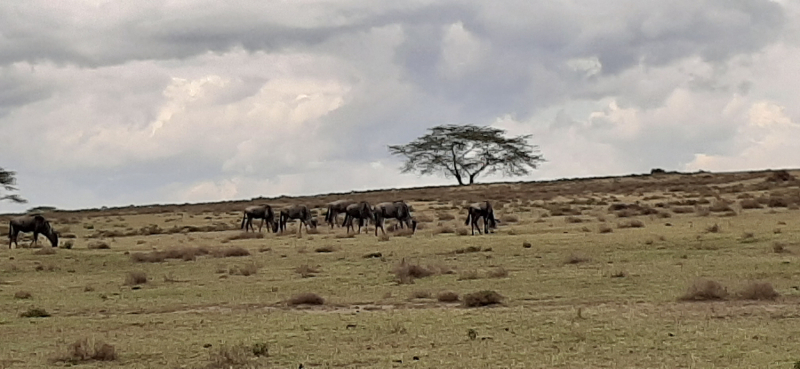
373;201;417;236
465;201;499;235
278;205;318;235
8;214;59;248
324;199;355;228
341;201;373;234
240;205;276;233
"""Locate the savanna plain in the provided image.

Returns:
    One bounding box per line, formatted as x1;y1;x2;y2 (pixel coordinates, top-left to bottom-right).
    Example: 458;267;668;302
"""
3;170;800;369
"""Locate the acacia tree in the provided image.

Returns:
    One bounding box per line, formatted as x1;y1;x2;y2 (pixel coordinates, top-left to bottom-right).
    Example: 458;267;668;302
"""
388;124;545;185
1;167;26;203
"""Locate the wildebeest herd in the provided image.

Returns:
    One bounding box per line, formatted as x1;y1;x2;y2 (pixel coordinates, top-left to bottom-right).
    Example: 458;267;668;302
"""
7;199;499;248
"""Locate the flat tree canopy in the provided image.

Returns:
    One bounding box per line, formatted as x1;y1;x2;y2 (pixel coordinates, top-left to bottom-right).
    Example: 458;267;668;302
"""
388;124;545;185
1;167;26;203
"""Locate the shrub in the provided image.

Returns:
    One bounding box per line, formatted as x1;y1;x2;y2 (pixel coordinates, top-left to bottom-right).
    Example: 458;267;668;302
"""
437;212;456;221
709;202;733;213
679;279;728;301
463;290;504;307
230;262;260;276
437;291;460;303
671;206;694;214
206;343;252;368
522;241;532;248
125;271;148;285
20;307;50;318
378;234;390;242
706;224;720;233
455;227;469;236
288;292;325;306
598;224;613;233
565;216;583;223
50;338;117;364
454;246;481;254
738;281;779;300
14;291;32;299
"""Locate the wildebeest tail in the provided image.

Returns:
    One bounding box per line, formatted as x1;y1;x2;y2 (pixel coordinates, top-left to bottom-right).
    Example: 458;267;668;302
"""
240;212;247;229
464;210;472;226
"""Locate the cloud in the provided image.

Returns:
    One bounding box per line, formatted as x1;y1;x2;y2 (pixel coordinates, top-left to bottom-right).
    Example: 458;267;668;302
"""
1;0;799;213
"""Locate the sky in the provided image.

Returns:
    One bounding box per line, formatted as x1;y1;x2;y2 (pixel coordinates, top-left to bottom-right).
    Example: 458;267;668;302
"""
2;0;800;212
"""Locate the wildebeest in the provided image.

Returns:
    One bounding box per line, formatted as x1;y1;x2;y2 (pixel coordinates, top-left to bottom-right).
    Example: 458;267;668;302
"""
324;199;355;228
240;205;276;233
278;205;318;235
341;201;373;234
373;201;417;236
465;201;499;235
8;214;59;248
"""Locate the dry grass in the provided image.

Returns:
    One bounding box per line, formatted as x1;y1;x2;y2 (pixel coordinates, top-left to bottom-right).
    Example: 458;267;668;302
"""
437;212;456;221
500;214;519;223
437;291;460;302
737;281;779;300
205;343;255;369
565;216;584;223
124;271;148;285
463;290;504;307
457;270;480;280
706;224;720;233
598;224;613;233
287;292;325;306
229;262;260;276
131;246;210;263
739;198;762;209
679;279;728;301
772;242;792;254
50;338;117;364
410;290;431;299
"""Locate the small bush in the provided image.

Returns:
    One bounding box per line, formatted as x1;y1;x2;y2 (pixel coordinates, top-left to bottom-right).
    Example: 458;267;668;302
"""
437;291;460;302
487;267;509;278
463;290;504;307
610;270;627;278
709;202;733;213
125;271;148;285
14;291;32;299
206;343;252;368
454;246;481;254
20;307;50;318
455;227;469;236
738;281;779;300
437;212;456;221
61;240;74;249
87;241;110;250
598;224;613;233
295;264;320;278
565;216;583;223
522;241;532;248
671;206;694;214
288;292;325;306
51;338;117;364
706;224;720;233
679;279;728;301
378;234;390;242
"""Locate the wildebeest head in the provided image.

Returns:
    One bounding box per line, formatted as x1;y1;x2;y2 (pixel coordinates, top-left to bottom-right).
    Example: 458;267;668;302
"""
43;221;58;247
309;218;318;228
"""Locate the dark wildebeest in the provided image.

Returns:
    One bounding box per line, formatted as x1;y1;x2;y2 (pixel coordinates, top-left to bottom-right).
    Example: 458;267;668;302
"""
324;199;355;228
465;201;499;235
8;214;59;248
278;205;318;235
341;201;373;234
373;201;417;236
240;205;276;233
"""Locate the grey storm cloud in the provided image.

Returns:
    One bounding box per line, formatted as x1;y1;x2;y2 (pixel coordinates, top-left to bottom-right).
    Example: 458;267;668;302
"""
1;0;798;212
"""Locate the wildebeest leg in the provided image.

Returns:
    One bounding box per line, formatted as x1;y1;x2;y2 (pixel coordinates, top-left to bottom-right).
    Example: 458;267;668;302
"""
31;230;39;248
8;225;18;249
375;215;386;236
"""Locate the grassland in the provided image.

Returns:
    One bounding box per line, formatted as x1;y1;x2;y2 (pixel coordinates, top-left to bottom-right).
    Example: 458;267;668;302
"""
2;169;800;368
